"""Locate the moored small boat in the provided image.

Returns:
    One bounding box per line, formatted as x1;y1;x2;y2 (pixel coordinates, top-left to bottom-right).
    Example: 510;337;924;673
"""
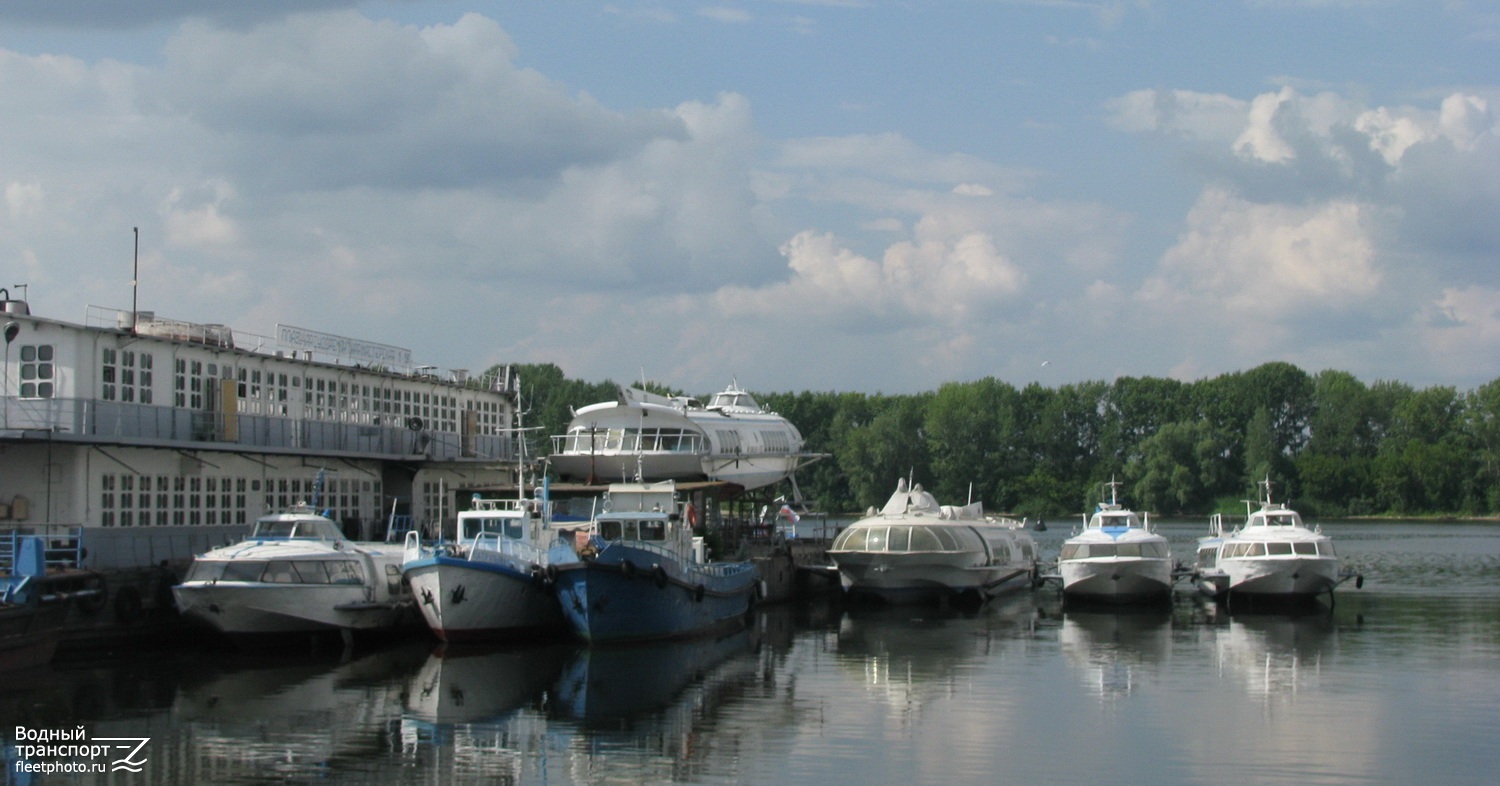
173;505;415;642
402;495;569;643
1193;478;1358;602
1;535;84;671
1058;482;1173;605
549;481;759;643
828;479;1037;606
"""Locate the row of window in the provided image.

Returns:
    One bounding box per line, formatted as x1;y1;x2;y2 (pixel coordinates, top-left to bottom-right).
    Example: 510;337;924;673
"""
11;341;506;437
1219;540;1332;558
833;524;971;553
97;473;380;528
185;558;367;585
559;427;706;454
1060;541;1171;560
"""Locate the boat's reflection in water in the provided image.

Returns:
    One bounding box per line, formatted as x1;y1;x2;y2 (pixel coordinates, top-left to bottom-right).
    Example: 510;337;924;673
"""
1207;607;1338;700
832;593;1038;712
1058;607;1172;699
173;643;430;780
396;627;762;783
397;643;571;782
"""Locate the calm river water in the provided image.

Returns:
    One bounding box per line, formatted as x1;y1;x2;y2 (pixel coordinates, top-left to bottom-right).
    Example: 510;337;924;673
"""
5;521;1498;785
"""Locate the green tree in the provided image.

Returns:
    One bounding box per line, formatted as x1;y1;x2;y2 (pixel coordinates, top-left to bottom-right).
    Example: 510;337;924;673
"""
1126;420;1232;514
837;394;932;510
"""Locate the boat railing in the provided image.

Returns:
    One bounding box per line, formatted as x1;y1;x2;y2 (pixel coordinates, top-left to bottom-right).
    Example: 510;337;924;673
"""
469;498;532;513
0;526;85;572
470;532;546;564
0;395;517;462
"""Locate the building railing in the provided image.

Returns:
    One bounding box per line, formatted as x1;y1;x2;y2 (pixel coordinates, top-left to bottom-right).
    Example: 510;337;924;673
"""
0;396;517;462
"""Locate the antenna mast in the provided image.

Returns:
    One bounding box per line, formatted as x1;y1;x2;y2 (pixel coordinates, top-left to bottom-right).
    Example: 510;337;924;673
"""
131;227;139;334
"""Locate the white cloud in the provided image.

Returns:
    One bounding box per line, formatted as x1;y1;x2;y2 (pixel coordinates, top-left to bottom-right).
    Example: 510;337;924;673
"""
714;228;1025;327
1142;188;1381;317
698;7;753;24
1421;285;1500;370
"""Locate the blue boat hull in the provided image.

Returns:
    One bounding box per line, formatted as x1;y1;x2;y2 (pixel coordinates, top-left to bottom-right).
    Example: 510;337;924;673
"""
552;545;758;643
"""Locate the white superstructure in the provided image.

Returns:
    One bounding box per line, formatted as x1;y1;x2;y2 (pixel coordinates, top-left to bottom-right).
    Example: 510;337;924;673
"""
548;384;819;491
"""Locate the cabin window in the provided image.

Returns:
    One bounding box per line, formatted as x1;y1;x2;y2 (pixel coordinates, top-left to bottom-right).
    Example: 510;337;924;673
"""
1246;543;1266;556
888;526;912;552
1060;543;1079;560
865;527;889;552
1116;543;1141;557
1294;542;1318;556
326;561;364;584
715;430;742;453
262;561;300;584
222;561;267;582
1143;542;1168;558
18;344;55;398
1317;542;1336;557
1021;542;1035;561
185;561;226;582
598;519;623;541
1197;547;1217;568
910;528;942;551
639;520;666;541
294;562;333;583
1267;542;1294;555
932;527;961;551
832;527;868;551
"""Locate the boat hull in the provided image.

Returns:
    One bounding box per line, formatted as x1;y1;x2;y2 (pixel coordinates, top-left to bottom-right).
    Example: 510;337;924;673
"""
1060;558;1173;603
173;583;409;635
551;545;757;643
547;452;707;486
0;600;68;672
1203;556;1340;598
833;551;1032;604
405;556;565;643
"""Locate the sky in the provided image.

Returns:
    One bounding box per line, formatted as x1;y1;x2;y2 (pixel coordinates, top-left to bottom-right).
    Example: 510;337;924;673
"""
1;1;1497;397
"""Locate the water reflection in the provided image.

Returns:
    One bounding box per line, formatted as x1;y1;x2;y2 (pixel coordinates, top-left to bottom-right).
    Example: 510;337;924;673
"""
833;595;1037;713
403;644;568;724
1057;608;1171;699
174;644;427;781
1209;610;1338;699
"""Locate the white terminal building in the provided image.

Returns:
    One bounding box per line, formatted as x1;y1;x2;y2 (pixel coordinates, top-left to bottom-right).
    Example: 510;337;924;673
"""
0;289;521;581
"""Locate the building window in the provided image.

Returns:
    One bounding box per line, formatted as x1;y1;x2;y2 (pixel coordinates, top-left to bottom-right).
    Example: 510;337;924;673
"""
19;344;55;398
101;348;117;401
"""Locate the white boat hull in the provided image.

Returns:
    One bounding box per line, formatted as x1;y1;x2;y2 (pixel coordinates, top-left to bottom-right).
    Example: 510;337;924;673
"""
1207;556;1340;598
405;557;564;642
546;453;706;486
173;583;407;634
1060;558;1173;602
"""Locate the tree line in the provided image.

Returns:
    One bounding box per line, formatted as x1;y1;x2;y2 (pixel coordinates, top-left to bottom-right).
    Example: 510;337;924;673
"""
499;361;1500;519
